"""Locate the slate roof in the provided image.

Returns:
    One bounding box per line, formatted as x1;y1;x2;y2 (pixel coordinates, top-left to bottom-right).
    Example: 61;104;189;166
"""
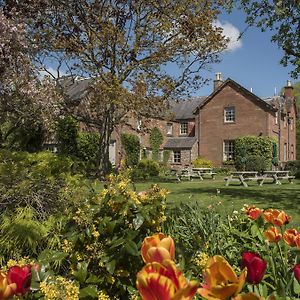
169;97;206;120
58;76;94;101
164;137;197;149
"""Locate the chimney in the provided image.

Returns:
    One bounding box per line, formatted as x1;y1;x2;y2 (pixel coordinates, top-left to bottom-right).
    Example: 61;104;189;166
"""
284;80;293;98
213;72;223;91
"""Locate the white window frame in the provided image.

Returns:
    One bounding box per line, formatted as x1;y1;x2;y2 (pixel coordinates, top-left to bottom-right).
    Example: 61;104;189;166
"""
180;122;188;135
166;123;173;135
224;106;235;123
173;150;181;163
223;140;235;161
275;112;278;125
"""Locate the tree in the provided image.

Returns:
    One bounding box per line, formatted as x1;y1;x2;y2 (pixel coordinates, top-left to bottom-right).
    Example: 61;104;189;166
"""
3;0;228;176
230;1;300;78
0;9;62;151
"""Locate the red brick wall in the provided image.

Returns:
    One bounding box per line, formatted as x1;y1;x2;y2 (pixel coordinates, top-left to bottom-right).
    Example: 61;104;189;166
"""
198;85;271;166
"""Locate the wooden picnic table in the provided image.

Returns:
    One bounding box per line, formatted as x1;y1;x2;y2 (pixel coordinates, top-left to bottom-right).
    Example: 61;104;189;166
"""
260;170;295;185
191;168;216;180
225;171;261;187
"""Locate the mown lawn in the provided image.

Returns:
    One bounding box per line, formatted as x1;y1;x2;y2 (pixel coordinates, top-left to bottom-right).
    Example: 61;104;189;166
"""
133;176;300;226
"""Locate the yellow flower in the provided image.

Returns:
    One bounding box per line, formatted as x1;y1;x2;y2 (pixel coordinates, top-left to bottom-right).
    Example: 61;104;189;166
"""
198;256;246;300
98;290;110;300
193;252;209;270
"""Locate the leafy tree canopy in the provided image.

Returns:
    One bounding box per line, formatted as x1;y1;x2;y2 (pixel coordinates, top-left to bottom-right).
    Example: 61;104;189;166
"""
228;1;300;78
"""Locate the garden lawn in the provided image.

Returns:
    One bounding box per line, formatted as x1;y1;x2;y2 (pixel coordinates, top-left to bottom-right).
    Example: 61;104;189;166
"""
133;177;300;226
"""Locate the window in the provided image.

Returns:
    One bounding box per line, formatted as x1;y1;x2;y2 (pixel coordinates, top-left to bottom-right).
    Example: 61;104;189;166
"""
283;143;287;161
223;140;235;161
224;106;235;123
173;150;181;163
291;144;294;160
180;123;188;135
290;118;294;130
275;112;278;125
137;120;142;130
166;123;173;135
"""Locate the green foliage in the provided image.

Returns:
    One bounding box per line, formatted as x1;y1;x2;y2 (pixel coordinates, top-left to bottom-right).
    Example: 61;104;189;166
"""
192;156;213;168
235;136;275;170
121;133;140;167
162;150;171;165
284;160;300;178
56;116;78;155
132;159;160;180
28;170;168;298
76;131;99;163
149;127;163;161
245;155;271;173
0;149;81;217
1;120;45;152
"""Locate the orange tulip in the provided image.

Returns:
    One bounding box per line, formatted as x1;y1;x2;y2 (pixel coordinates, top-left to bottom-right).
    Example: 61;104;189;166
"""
141;233;175;264
295;234;300;248
283;229;298;247
263;209;291;226
245;206;263;220
233;292;264;300
136;259;198;300
0;272;17;300
264;227;282;242
198;256;246;300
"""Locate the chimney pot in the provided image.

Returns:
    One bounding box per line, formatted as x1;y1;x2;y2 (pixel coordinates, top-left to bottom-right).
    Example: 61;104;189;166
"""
284;80;293;98
213;72;223;91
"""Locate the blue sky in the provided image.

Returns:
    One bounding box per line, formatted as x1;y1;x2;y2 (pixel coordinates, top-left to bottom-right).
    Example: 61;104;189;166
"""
200;9;295;98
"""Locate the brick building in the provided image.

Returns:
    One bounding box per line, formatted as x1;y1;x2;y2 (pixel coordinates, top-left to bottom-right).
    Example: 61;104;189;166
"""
63;74;297;168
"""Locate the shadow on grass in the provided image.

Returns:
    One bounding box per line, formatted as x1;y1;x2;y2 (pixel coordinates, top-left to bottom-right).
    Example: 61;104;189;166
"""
171;183;300;222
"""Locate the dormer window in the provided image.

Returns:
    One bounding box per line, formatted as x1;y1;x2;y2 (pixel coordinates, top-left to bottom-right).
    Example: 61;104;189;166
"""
180;122;188;135
224;106;235;123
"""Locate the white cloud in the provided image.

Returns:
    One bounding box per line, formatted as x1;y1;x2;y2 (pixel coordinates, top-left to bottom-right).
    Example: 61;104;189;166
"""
214;20;242;52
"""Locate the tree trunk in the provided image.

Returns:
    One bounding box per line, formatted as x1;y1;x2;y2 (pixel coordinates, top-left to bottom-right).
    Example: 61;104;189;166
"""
96;110;114;179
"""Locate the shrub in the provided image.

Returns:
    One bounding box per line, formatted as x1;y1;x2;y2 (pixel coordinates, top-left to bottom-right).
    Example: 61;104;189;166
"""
121;133;140;167
76;131;99;163
149;127;163;161
235;136;276;170
56;116;78;155
132;159;160;180
192;156;213;168
246;155;271;172
0;150;82;217
163;150;171;165
284;160;300;178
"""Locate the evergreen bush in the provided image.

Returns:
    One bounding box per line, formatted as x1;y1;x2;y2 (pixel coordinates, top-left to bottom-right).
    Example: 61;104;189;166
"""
149;127;163;161
121;133;140;167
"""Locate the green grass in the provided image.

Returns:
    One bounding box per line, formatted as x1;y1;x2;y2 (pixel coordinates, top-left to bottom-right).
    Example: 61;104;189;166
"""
133;176;300;226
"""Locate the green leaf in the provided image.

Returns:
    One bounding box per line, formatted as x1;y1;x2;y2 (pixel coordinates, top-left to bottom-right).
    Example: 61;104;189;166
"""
73;261;88;283
38;250;68;264
86;274;102;284
107;220;117;233
124;240;139;256
79;285;98;298
294;277;300;294
106;260;116;274
110;237;125;249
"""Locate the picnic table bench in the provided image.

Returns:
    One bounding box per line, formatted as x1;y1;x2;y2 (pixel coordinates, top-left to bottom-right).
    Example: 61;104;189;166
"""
225;171;264;187
260;171;295;185
225;170;295;187
191;168;216;180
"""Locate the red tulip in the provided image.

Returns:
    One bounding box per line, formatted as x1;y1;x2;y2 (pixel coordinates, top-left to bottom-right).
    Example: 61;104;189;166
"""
295;234;300;248
245;206;263;220
241;252;267;284
7;265;32;295
294;264;300;283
